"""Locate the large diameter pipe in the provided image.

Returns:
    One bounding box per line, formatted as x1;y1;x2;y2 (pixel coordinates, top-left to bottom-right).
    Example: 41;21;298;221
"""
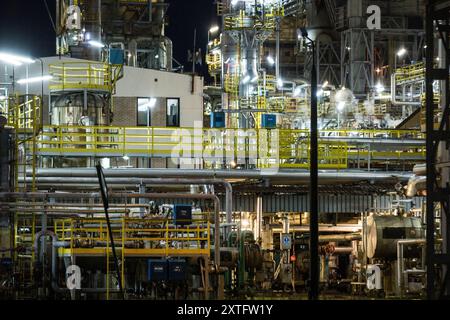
318;233;362;243
28;168;414;182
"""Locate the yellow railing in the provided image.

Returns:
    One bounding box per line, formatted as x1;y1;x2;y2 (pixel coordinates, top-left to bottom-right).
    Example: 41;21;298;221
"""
54;217;211;257
224;10;277;31
395;62;425;83
49;62;122;93
206;52;222;73
36;126;425;169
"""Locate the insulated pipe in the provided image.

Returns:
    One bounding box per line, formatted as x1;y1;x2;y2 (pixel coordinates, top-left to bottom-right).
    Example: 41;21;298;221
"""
28;168;414;182
3;192;222;269
406;175;427;197
318;233;362;243
332;247;354;254
391;73;422;106
22;177;233;238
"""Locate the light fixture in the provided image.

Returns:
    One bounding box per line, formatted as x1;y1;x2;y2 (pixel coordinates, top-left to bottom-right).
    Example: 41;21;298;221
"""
17;75;53;84
88;40;105;48
155;55;159;59
230;160;237;168
138;98;157;111
375;83;384;93
376;67;381;73
123;155;130;161
397;48;407;57
242;75;251;84
241;219;250;228
317;89;324;97
208;41;214;47
0;52;35;66
322;81;329;88
293;86;301;97
277;78;283;88
101;158;111;169
337;101;346;112
267;56;275;65
209;25;220;34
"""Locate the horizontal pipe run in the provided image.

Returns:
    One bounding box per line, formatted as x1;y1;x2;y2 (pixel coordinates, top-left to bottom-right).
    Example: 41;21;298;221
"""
28;168;414;182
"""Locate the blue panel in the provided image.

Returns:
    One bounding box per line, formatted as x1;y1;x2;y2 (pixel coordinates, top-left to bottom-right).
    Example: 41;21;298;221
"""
109;48;124;65
148;259;167;281
211;112;225;128
173;205;192;225
261;114;277;128
168;259;187;281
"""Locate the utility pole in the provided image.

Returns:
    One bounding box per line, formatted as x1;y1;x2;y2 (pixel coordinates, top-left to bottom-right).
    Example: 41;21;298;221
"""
301;28;319;301
193;28;197;74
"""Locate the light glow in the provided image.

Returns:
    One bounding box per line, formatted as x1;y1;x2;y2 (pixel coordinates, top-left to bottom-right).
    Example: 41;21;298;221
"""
397;48;407;57
17;75;53;84
209;26;220;34
88;40;105;48
267;56;275;65
0;52;35;66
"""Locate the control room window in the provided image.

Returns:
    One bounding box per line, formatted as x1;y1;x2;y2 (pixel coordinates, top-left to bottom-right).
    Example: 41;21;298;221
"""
166;98;180;127
137;98;156;126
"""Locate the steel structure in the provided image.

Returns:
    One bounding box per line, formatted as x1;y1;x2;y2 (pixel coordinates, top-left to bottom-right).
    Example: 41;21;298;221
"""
425;0;450;300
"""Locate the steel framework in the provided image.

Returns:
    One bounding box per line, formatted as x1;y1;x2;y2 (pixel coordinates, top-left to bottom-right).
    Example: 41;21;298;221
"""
425;0;450;300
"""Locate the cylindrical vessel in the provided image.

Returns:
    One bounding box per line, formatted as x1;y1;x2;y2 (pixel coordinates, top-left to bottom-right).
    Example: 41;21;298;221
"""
365;215;424;259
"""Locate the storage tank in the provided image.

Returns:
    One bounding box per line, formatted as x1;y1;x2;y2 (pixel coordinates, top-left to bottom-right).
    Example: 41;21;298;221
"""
365;215;424;259
51;92;110;126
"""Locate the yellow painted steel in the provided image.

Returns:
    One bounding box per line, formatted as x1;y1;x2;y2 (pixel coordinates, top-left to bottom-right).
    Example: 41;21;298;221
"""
36;125;425;169
54;217;211;257
395;62;425;84
48;62;123;93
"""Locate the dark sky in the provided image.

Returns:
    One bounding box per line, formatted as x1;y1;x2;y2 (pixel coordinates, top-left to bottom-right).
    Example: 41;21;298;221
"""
0;0;217;75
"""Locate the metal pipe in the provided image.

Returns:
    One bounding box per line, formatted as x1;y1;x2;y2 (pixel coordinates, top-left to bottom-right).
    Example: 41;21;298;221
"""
391;73;422;106
5;192;222;268
333;247;354;254
27;168;414;182
16;177;233;238
318;233;362;243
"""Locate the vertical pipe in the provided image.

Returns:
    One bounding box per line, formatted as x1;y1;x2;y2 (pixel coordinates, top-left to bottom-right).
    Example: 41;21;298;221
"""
275;18;280;82
309;39;319;300
425;0;435;300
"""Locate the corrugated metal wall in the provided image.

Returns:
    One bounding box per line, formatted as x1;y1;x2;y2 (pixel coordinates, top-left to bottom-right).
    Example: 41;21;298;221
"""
126;195;424;214
219;194;425;213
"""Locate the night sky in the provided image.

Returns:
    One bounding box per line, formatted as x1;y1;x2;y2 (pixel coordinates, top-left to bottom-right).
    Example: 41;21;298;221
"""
0;0;217;76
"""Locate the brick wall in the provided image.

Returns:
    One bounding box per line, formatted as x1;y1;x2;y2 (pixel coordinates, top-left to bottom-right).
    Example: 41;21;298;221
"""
112;97;137;126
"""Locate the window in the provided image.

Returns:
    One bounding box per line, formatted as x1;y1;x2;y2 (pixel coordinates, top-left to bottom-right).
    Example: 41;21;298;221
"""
166;98;180;127
137;98;156;126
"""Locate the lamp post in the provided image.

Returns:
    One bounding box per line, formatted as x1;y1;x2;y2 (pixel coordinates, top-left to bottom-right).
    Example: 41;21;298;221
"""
300;28;319;301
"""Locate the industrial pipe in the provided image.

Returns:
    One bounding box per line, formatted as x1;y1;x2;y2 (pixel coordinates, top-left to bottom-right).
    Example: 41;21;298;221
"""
2;192;222;269
391;74;422;106
406;175;426;197
16;177;233;238
27;168;414;183
318;233;362;243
